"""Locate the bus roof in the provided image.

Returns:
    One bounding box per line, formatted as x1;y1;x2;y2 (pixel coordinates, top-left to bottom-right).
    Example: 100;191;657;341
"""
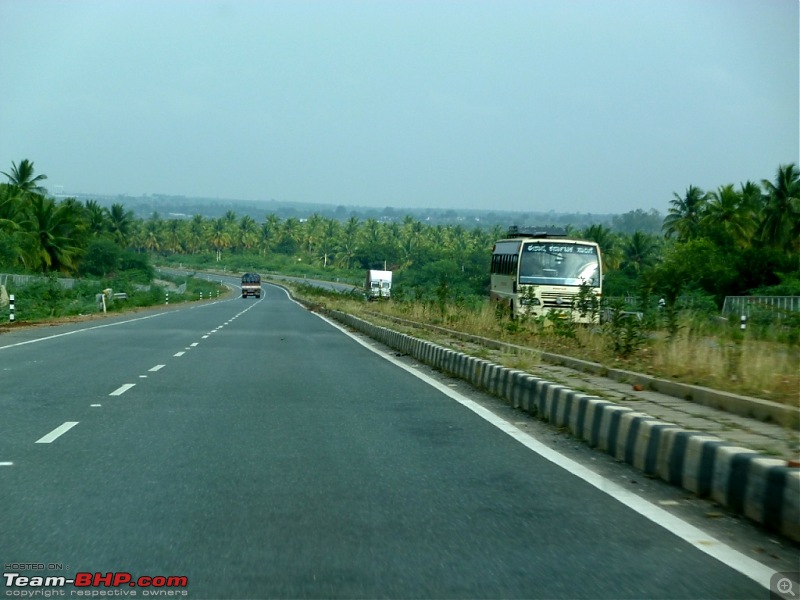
505;226;568;238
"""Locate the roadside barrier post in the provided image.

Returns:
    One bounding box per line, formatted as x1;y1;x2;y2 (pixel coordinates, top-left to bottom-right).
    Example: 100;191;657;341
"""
9;294;14;322
200;292;204;300
740;314;747;330
166;291;169;305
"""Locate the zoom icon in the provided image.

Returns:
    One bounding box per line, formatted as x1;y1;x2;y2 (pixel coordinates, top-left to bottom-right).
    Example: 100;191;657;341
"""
772;572;800;600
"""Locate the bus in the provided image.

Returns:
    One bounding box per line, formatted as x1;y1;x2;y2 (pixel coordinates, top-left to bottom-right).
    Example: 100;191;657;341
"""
490;228;602;323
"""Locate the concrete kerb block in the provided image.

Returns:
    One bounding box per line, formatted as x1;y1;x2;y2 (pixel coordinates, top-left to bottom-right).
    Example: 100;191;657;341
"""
782;471;800;542
534;381;552;418
743;457;790;526
489;364;504;395
552;387;573;427
504;368;522;400
596;405;634;454
653;428;692;484
472;359;487;389
480;362;494;391
614;412;656;463
424;342;435;366
543;384;568;426
446;349;459;376
431;345;442;368
455;353;468;379
507;371;529;410
680;434;726;496
582;398;618;448
710;446;761;509
518;375;540;412
630;419;680;474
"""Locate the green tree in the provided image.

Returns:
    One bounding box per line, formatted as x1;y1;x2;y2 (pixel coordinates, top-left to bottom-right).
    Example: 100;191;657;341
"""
337;216;360;269
316;219;341;268
79;238;122;277
757;163;800;252
702;184;754;249
663;185;708;241
238;215;259;252
2;159;48;195
621;231;660;274
108;203;135;247
84;200;109;238
187;215;207;254
209;218;232;262
22;195;84;272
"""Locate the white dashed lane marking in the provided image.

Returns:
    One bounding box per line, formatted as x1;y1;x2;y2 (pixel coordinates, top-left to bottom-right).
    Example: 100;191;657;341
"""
174;351;185;357
110;384;136;396
36;422;79;444
149;365;165;372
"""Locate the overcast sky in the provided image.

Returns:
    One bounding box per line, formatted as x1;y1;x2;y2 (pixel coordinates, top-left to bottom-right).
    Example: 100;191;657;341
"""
1;0;797;214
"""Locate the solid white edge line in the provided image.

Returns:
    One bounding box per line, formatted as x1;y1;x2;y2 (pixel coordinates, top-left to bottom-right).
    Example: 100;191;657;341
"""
109;383;136;396
313;311;774;591
35;422;79;444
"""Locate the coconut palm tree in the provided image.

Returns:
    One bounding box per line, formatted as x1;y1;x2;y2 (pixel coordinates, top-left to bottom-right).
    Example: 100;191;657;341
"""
22;195;84;272
83;200;109;238
258;214;281;256
663;185;708;241
316;219;341;268
0;184;25;233
337;216;360;269
238;215;259;252
622;231;660;274
187;215;207;255
209;218;232;262
108;203;134;247
702;184;754;249
757;163;800;252
1;159;48;195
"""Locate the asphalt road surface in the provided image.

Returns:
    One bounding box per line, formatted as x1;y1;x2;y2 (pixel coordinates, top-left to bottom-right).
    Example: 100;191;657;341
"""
0;283;783;598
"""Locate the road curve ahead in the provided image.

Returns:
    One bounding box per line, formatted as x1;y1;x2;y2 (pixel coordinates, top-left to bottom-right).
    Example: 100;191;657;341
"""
0;284;769;599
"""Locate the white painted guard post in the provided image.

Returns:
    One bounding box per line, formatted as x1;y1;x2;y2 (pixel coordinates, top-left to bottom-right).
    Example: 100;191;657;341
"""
9;294;14;322
166;291;169;305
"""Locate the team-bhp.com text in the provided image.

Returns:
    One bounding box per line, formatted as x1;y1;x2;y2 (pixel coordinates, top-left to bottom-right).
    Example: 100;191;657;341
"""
4;573;188;597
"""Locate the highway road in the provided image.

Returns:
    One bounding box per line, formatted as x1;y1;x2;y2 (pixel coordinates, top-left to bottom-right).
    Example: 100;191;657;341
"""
0;282;785;598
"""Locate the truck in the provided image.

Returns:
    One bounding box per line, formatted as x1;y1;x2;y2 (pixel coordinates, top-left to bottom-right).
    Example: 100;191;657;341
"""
241;272;262;298
365;270;392;300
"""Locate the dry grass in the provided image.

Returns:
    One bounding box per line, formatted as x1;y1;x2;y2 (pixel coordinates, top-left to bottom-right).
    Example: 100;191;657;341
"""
320;294;799;405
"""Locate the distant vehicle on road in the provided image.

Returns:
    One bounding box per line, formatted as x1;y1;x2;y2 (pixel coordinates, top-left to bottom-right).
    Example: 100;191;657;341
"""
241;273;262;298
365;269;392;300
490;227;602;323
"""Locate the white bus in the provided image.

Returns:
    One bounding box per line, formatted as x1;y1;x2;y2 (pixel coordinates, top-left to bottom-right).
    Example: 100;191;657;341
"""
490;228;602;323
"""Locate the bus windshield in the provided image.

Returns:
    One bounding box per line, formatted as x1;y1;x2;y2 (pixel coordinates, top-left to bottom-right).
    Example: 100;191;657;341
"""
518;242;599;286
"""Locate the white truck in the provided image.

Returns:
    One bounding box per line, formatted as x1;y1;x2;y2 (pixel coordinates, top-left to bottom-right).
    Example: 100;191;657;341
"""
365;270;392;300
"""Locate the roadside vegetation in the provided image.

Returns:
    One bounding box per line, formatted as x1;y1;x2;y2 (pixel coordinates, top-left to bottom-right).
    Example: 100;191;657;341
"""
1;158;797;403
